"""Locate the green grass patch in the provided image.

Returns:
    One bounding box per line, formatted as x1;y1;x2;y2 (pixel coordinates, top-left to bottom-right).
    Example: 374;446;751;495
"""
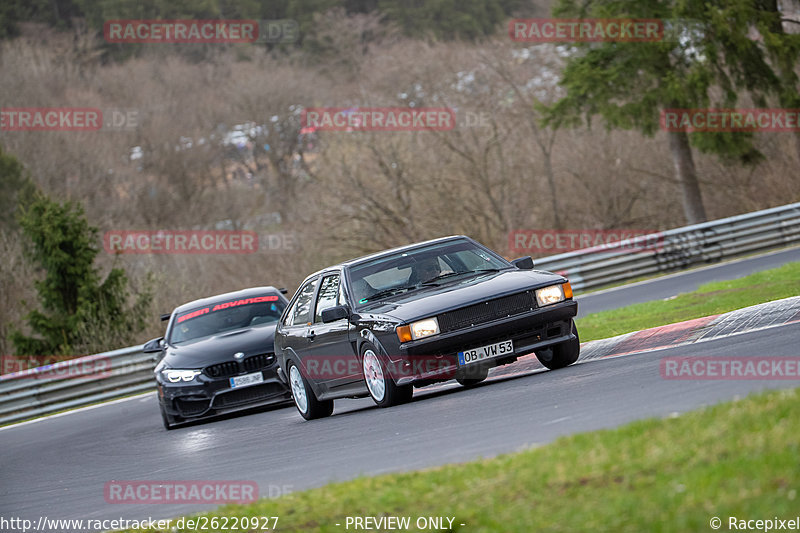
576;261;800;342
120;387;800;533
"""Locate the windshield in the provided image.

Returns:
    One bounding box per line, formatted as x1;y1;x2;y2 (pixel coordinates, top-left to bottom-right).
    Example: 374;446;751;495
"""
348;239;510;306
169;295;286;344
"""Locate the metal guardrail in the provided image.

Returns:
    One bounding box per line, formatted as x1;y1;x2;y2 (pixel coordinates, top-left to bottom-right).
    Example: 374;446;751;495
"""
0;346;155;425
1;202;799;426
535;202;800;291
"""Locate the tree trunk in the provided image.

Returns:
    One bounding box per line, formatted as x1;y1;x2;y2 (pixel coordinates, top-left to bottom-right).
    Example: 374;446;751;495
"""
667;130;707;224
761;0;800;163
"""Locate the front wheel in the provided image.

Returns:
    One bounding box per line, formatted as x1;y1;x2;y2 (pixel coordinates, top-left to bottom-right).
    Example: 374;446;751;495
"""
362;344;413;407
536;322;580;370
288;361;333;420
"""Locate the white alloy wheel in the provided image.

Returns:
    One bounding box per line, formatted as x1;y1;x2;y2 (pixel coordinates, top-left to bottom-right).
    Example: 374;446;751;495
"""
362;349;386;402
289;364;308;414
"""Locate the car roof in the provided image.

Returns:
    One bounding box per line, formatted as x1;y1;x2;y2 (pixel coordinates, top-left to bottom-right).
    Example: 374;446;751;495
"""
301;235;473;281
172;286;285;315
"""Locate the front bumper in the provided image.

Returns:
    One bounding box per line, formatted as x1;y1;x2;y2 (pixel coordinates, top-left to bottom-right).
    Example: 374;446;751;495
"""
157;371;291;419
389;300;577;385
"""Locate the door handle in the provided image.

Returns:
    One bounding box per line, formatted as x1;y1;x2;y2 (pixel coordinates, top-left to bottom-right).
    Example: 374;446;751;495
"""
305;330;316;341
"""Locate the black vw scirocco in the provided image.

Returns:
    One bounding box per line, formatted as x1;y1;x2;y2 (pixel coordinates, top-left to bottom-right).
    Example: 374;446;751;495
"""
275;236;580;420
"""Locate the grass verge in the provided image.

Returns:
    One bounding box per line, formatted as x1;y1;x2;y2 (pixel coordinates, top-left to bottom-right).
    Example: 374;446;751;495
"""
120;387;800;533
576;261;800;342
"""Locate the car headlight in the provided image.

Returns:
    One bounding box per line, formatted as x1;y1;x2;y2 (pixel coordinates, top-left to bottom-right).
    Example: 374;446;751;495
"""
410;317;440;340
162;369;202;383
535;284;567;307
396;317;440;342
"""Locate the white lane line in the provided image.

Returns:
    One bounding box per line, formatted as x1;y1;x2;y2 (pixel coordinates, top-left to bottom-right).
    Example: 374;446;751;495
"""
542;416;571;425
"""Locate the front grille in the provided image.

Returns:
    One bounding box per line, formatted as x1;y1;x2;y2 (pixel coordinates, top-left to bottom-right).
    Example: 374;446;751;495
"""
204;361;239;378
175;397;210;417
204;353;275;378
437;291;535;333
244;353;274;372
212;383;285;408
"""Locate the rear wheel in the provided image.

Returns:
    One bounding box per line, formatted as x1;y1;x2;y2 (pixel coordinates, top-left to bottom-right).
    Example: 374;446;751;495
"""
536;322;580;370
288;361;333;420
362;344;413;407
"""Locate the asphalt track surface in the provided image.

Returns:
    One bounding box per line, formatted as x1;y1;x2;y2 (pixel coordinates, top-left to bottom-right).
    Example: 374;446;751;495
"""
575;246;800;315
2;321;799;529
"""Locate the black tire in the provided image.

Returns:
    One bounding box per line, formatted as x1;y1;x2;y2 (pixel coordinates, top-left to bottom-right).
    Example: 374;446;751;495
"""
536;322;580;370
160;404;178;430
456;365;489;387
361;343;413;407
287;360;333;420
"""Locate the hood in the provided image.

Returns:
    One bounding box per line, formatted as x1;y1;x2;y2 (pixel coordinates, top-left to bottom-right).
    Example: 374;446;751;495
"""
358;269;566;323
162;324;277;369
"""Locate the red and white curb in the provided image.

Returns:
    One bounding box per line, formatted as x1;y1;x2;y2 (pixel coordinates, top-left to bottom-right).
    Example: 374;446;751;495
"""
487;296;800;381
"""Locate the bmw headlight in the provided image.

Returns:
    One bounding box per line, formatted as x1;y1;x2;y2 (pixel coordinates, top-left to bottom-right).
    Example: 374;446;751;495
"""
162;369;202;383
535;284;566;307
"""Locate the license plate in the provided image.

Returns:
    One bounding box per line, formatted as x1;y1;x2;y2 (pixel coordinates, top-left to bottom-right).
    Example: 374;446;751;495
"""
458;340;513;366
229;372;264;388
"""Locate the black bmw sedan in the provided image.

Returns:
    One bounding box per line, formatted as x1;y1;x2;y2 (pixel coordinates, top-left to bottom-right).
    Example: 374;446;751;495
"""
275;235;580;420
144;287;292;429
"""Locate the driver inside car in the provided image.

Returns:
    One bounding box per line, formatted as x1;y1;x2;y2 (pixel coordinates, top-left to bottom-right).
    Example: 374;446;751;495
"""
412;258;444;284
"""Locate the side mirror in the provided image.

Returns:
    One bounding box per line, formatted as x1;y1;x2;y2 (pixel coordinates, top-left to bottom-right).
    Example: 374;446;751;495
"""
143;337;165;354
512;256;534;270
321;305;349;323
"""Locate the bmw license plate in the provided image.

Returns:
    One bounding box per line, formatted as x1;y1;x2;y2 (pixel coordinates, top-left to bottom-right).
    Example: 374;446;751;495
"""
229;372;264;388
458;340;513;366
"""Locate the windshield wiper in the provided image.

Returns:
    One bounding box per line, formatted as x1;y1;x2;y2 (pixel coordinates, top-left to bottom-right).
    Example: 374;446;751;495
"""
420;268;502;286
420;271;470;285
472;268;502;274
362;286;412;303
